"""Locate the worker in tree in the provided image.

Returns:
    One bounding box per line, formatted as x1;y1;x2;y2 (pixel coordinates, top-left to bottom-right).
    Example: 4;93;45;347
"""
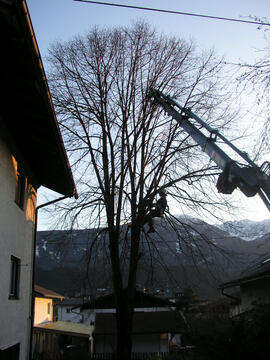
144;189;167;233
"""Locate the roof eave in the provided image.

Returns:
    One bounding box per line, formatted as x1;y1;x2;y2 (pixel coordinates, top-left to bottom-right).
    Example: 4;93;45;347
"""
0;0;77;198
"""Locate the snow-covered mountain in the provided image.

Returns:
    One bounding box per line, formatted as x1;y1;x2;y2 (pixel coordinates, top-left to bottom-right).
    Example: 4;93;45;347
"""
35;217;270;298
218;219;270;241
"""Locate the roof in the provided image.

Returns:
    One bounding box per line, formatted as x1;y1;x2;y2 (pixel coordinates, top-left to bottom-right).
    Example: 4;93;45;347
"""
34;321;94;338
79;290;176;310
0;0;77;197
220;254;270;289
58;298;85;307
94;311;186;335
34;285;64;300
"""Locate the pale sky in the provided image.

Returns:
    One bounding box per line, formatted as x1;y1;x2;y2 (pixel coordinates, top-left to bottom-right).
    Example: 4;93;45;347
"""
27;0;269;63
26;0;270;225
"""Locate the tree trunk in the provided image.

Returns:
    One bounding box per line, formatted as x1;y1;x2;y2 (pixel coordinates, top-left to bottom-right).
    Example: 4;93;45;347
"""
116;299;134;360
108;227;135;360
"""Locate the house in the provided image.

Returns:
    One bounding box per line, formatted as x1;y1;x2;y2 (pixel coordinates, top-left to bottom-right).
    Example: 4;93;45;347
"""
219;254;270;316
0;1;76;359
34;321;94;359
75;290;178;325
72;290;185;353
33;293;95;359
34;285;64;326
57;298;85;324
93;311;185;353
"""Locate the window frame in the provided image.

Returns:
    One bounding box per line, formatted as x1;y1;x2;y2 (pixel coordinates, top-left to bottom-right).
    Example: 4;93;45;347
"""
15;167;26;210
9;255;20;300
47;302;51;315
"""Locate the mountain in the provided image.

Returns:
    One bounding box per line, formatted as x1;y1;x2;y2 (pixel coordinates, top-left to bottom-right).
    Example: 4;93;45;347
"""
35;218;270;299
218;219;270;241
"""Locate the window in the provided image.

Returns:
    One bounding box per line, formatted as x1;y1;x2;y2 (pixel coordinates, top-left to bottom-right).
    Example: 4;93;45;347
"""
66;308;71;313
48;303;51;315
9;256;20;300
15;167;26;209
0;343;20;360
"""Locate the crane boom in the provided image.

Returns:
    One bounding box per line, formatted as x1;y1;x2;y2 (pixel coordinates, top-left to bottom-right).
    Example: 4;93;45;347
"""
149;88;270;212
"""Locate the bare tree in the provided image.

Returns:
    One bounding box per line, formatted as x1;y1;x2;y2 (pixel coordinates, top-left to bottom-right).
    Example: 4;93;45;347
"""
233;17;270;157
47;22;237;359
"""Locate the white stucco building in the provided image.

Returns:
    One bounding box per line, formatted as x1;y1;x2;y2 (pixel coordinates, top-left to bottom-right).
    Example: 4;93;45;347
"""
0;1;76;359
0;147;36;360
220;255;270;317
34;285;64;326
57;298;85;324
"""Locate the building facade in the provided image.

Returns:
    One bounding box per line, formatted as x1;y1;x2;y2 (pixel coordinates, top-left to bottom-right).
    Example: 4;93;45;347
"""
220;256;270;317
0;146;37;359
34;285;64;326
0;1;76;359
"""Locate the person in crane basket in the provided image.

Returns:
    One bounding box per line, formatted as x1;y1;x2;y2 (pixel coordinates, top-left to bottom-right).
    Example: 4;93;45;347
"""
144;189;167;233
216;162;239;194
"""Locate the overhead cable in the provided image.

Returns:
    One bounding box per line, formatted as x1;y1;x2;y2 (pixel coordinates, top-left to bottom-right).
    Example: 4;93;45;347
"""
73;0;270;27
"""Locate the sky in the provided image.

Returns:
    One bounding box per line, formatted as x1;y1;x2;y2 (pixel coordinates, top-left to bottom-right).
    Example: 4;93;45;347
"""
27;0;270;63
26;0;270;225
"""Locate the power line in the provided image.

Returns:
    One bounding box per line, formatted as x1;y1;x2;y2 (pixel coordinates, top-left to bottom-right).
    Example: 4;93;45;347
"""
73;0;270;27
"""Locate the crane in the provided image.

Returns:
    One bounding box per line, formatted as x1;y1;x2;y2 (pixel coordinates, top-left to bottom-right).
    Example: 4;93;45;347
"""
148;88;270;212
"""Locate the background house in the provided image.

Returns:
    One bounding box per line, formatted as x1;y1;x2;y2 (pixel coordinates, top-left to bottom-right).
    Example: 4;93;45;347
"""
93;311;185;353
72;290;177;326
34;285;64;325
57;298;85;324
33;321;94;360
0;1;76;359
220;254;270;316
69;291;185;353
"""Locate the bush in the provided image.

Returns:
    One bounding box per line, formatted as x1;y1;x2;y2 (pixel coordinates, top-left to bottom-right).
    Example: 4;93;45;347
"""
188;305;270;360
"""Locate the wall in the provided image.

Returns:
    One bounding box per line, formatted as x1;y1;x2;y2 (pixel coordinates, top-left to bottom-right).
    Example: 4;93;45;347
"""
94;333;168;353
132;334;168;352
94;335;116;353
81;307;171;326
33;329;90;358
241;278;270;312
230;302;242;318
58;305;83;323
34;298;53;325
0;137;36;360
81;308;115;326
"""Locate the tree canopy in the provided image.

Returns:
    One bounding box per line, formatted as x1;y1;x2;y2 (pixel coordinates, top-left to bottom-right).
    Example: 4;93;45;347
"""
235;20;270;156
47;21;238;359
48;22;236;229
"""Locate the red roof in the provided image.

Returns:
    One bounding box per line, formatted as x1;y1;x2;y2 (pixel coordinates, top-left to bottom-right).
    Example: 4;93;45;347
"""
34;285;64;300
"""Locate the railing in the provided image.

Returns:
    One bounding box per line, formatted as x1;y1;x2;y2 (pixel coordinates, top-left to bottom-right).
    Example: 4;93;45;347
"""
88;352;192;360
89;354;166;360
33;350;193;360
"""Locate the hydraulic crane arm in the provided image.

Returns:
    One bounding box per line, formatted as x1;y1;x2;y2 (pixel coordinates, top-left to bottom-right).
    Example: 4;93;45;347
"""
149;88;270;212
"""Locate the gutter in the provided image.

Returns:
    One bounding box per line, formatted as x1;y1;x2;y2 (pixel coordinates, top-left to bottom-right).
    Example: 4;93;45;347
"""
221;274;270;290
29;195;70;360
220;287;241;304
